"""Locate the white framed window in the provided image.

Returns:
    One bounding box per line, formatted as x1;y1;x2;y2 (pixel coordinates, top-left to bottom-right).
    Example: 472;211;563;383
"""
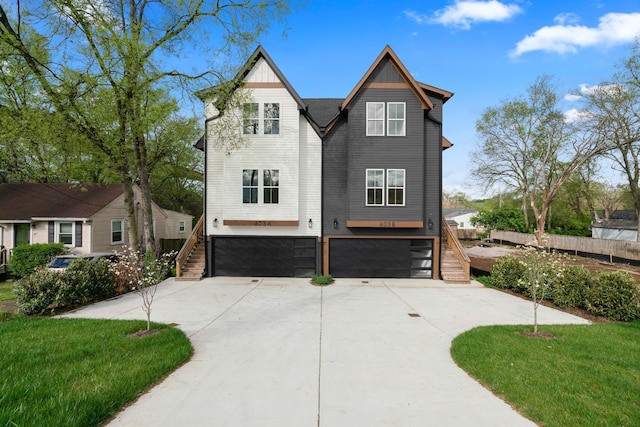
387;169;405;206
366;169;385;206
179;220;186;233
263;103;280;134
366;169;405;206
242;169;259;204
366;102;385;136
243;103;259;134
111;219;124;244
242;102;280;135
263;169;279;204
57;222;74;246
387;102;406;136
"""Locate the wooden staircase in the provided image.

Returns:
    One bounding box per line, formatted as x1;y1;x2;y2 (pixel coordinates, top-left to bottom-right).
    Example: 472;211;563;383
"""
175;216;205;281
441;217;471;284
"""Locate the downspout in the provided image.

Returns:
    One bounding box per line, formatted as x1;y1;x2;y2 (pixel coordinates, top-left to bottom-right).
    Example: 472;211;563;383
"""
426;110;443;279
203;114;218;277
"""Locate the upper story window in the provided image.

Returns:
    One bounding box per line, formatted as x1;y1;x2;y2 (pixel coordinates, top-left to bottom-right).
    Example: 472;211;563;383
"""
243;103;259;134
366;102;406;136
366;102;385;136
387;103;406;136
243;102;280;135
366;168;405;206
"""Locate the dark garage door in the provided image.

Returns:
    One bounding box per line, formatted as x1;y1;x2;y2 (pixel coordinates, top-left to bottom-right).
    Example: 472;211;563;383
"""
329;239;433;278
213;237;316;277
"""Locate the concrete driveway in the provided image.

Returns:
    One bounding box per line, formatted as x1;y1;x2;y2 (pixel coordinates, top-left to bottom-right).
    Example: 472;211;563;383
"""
61;277;590;426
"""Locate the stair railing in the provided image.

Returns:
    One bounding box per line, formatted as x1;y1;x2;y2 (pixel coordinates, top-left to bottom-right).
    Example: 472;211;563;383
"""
176;215;203;278
442;216;471;282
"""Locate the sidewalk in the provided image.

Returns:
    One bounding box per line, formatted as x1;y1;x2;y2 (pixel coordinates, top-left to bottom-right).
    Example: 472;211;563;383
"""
61;277;590;426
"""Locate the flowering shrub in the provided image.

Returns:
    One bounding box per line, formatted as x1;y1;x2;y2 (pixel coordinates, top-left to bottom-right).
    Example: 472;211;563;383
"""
57;258;114;306
491;255;527;292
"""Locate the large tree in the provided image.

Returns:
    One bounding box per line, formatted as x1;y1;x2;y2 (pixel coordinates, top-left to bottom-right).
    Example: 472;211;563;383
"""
471;75;608;245
0;0;289;252
581;42;640;240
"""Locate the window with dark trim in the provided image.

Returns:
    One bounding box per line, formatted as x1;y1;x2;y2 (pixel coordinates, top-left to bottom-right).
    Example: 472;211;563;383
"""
242;169;259;203
263;169;279;204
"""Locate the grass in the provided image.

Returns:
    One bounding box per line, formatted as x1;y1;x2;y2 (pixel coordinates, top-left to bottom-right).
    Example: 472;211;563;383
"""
451;322;640;427
0;280;15;301
0;317;193;426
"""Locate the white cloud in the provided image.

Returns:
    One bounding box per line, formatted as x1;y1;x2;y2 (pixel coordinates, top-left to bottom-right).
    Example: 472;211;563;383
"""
564;108;592;123
554;13;580;25
405;1;523;30
579;83;624;96
512;12;640;56
564;93;582;102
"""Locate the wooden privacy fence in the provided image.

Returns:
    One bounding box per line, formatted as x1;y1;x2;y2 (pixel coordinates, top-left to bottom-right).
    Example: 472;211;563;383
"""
491;230;640;262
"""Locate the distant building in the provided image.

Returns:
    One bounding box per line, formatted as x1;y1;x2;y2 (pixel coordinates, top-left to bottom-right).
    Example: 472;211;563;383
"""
592;210;638;241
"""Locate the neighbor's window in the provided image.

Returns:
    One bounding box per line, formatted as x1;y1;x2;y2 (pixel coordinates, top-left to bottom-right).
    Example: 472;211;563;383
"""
366;102;385;136
111;219;124;244
387;102;406;136
263;169;279;204
243;103;259;134
179;220;186;233
366;169;384;205
242;169;259;204
263;103;280;134
58;222;73;245
387;169;405;205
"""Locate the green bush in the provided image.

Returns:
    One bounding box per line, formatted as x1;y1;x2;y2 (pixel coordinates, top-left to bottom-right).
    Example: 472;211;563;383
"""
312;274;333;285
8;243;65;278
57;258;115;306
585;271;640;321
553;265;591;309
13;269;65;315
491;255;528;293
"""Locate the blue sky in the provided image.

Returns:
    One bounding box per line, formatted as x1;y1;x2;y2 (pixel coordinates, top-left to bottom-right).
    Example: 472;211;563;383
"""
232;0;640;199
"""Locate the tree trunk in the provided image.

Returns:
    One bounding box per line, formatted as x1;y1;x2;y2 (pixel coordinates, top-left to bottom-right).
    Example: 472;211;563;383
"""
122;177;139;251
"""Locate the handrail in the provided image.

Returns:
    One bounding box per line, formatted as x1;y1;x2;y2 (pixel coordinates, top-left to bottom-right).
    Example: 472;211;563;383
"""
175;215;204;277
442;216;471;282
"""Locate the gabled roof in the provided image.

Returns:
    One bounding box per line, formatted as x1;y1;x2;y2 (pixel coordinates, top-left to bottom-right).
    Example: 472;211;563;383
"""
340;45;436;111
419;83;454;104
302;98;344;131
442;136;453;150
0;183;124;221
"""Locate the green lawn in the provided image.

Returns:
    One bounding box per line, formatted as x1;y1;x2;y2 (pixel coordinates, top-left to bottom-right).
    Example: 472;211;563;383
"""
451;322;640;427
0;280;14;301
0;317;193;426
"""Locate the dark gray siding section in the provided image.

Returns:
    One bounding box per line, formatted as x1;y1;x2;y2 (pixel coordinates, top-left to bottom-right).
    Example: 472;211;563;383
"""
369;59;404;84
347;88;424;223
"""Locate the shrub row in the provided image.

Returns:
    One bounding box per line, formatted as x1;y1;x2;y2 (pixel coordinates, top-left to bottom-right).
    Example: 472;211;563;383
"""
491;255;640;321
14;259;114;315
8;243;65;278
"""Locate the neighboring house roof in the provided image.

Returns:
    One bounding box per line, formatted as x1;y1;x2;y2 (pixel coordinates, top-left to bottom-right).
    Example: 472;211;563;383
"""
443;208;477;218
592;210;637;230
0;183;124;221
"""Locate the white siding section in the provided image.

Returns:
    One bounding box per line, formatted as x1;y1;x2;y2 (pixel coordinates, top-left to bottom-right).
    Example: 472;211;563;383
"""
204;60;322;238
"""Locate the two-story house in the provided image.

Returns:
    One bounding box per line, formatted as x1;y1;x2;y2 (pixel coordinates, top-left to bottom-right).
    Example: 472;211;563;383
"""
199;45;454;279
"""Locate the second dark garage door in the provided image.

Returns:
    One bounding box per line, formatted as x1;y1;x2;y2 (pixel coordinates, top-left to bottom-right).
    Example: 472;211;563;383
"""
329;238;433;278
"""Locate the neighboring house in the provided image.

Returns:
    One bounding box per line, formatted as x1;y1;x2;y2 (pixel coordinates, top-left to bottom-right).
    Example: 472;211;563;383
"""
443;208;480;239
199;45;455;278
0;183;193;257
592;210;638;241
